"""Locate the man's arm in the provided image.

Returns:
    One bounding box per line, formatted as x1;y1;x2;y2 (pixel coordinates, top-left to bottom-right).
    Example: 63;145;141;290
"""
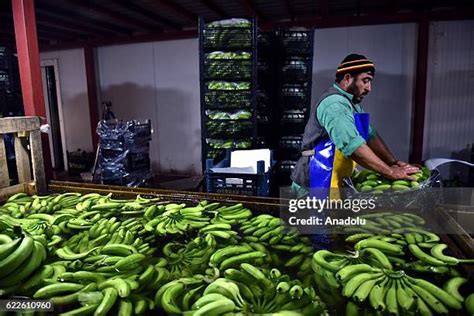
367;134;397;166
368;134;420;172
351;144;415;180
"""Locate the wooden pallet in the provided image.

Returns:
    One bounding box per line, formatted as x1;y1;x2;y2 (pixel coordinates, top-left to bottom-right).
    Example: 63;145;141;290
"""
0;116;46;199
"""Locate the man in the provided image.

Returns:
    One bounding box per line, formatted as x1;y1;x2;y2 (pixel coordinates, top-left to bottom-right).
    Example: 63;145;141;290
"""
291;54;419;197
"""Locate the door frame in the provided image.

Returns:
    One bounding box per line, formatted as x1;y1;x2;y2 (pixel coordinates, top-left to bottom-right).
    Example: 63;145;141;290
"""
40;59;68;170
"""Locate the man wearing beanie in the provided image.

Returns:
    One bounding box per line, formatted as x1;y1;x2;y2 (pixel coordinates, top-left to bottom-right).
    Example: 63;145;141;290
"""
291;53;419;197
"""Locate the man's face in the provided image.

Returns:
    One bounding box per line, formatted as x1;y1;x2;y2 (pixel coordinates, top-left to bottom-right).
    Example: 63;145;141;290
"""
348;72;373;103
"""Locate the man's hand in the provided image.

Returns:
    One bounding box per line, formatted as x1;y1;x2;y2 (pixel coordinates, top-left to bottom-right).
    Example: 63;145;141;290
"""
394;160;420;173
384;165;417;181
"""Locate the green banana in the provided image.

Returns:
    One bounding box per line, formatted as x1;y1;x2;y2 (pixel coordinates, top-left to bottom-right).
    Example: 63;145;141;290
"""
407;276;462;310
409;244;447;266
95;287;119;316
99;278;131;298
336;264;377;282
0;235;34;278
0;240;45;287
34;282;85;298
443;277;467;302
465;293;474;315
219;251;266;270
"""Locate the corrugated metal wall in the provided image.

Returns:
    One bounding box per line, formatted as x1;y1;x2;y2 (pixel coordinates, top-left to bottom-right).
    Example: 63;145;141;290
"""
423;20;474;160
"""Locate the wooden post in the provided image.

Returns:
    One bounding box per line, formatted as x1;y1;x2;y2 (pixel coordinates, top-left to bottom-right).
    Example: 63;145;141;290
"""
29;129;47;194
84;46;99;149
12;0;52;180
14;132;32;183
0;140;9;188
409;19;430;164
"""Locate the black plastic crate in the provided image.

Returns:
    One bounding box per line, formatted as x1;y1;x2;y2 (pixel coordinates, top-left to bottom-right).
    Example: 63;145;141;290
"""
280;109;307;124
281;83;311;109
279;135;303;150
278;149;301;161
206;120;253;138
0;47;16;69
281;57;312;82
279;160;297;173
205;155;273;197
204;89;252;109
279;30;313;55
202;27;252;49
67;150;95;175
257;32;274;55
0;69;20;93
205;138;253;150
127;152;150;171
204;55;252;80
127;120;152;141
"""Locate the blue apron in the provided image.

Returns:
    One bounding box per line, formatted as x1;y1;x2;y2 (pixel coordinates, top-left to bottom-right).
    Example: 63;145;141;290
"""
308;113;370;248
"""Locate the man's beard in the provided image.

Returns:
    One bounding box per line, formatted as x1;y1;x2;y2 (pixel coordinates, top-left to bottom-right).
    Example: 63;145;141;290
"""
348;81;364;103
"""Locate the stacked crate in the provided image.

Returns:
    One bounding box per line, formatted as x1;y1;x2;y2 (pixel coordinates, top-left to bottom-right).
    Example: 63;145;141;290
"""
275;29;314;185
199;18;258;169
256;31;277;149
97;120;153;187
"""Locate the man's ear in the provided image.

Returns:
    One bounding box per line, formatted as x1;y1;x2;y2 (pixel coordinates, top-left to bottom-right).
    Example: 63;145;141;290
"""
343;73;353;85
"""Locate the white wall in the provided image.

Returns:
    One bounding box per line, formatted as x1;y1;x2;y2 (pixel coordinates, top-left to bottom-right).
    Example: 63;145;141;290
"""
97;39;201;175
424;20;474;160
312;24;417;161
40;48;93;152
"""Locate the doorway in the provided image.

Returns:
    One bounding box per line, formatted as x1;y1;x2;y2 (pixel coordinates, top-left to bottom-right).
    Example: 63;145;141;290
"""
41;59;67;170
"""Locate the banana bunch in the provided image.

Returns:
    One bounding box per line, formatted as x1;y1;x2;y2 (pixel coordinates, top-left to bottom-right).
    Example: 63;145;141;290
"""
239;214;315;278
313;247;395;272
144;203;210;236
198;223;239;244
352;167;431;193
337;263;463;315
163;237;215;277
154;276;209;314
0;233;47;292
210;203;253;225
156;277;244;315
33;270;155;315
348;231;474;270
407;242;474;267
222;264;326;314
343;212;426;235
209;242;267;270
240;214;286;243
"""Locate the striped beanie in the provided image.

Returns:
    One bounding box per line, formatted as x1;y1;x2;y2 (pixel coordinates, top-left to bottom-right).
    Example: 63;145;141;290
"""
336;54;375;75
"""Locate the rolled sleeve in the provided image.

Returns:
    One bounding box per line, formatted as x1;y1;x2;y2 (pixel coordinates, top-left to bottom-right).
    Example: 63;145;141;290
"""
317;97;367;157
368;124;377;140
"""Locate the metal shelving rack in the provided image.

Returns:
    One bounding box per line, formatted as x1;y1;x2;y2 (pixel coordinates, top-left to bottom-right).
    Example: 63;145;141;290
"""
274;28;314;185
198;18;258;171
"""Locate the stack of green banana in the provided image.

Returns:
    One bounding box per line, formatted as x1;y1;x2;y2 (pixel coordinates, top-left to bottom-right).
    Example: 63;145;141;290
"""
338;264;463;315
155;264;326;315
343;212;426;235
209;203;253;225
351;167;431;193
314;210;474;315
0;192;326;315
162;237;216;278
240;214;315;281
3;192;474;315
0;232;47;293
144;203;211;236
